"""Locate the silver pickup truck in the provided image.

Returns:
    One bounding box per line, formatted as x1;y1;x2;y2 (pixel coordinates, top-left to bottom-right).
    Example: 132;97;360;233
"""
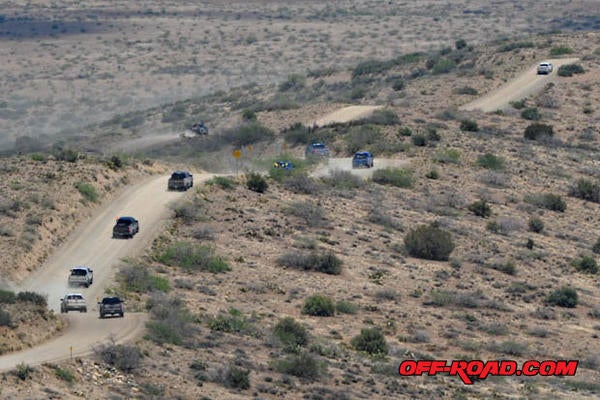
68;266;93;287
60;293;87;313
537;62;553;75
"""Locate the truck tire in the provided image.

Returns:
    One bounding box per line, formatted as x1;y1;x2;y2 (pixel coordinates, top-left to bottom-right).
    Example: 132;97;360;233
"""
82;307;87;313
119;312;124;318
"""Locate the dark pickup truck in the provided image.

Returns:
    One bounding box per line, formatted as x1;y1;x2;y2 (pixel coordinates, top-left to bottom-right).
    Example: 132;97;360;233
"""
112;216;139;239
98;296;124;318
168;171;193;191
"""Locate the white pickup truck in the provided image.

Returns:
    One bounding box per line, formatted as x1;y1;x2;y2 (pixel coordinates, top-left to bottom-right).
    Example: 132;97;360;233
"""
68;266;93;287
60;293;87;313
537;62;553;75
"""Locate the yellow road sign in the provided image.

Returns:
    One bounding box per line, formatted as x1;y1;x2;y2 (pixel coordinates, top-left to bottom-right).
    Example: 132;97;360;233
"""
233;149;241;159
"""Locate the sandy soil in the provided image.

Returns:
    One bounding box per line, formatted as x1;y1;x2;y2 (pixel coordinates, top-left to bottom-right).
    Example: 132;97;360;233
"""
460;58;580;112
309;105;383;127
311;157;409;179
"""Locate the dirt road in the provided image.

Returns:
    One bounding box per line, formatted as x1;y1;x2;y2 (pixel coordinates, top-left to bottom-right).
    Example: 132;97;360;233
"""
310;105;383;127
311;157;410;179
0;174;197;372
460;58;579;112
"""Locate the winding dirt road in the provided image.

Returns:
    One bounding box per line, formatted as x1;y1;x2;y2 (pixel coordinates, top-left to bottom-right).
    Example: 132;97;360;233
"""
460;58;579;112
0;174;201;372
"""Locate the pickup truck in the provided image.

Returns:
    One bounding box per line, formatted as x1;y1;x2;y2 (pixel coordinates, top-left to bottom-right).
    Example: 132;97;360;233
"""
168;171;193;191
352;151;374;168
112;216;139;239
537;62;553;75
98;297;124;318
68;266;93;287
60;293;87;313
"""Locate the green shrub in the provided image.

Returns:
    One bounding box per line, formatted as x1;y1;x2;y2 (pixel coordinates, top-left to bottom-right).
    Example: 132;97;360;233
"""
425;169;439;179
75;182;98;203
546;287;578;308
411;134;427;146
274;351;325;381
223;366;251;390
336;300;359;314
372;168;413;188
156;242;230;273
557;64;585;77
528;217;544;233
206;176;236;190
572;255;598;274
246;172;268;193
96;340;143;372
404;224;455;261
455;39;467;49
488;261;517;276
524;193;567;212
283;173;321;195
550;46;573;56
432;58;456;74
434;148;462;164
322;169;363;190
284;201;326;227
476;153;505;170
277;251;342;275
351;328;388;356
510;99;526;109
0;307;12;327
54;366;75;383
274;317;309;350
521;107;541;121
524;123;554;140
569;179;600;203
399;127;412;136
593;238;600;254
16;291;47;306
224;123;274;147
460;119;478;132
105;155;126;170
344;125;383;155
455;86;478;95
118;264;170;293
242;109;257;121
206;308;257;337
303;294;335;317
468;200;492;218
392;79;405;91
0;289;16;304
14;363;33;381
282;122;313;145
145;294;195;345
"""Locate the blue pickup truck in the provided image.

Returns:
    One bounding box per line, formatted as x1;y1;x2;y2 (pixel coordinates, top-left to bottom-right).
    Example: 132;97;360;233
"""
352;151;374;168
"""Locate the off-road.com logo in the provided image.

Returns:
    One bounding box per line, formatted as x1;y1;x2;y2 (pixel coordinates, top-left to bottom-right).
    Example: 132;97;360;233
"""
399;360;578;384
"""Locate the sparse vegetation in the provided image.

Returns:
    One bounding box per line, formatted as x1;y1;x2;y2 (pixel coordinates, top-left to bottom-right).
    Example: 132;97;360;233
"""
351;328;388;356
277;251;342;275
571;255;598;274
524;123;554;140
460;119;479;132
95;339;143;372
74;181;98;203
528;217;544;233
404;224;455;261
274;351;325;381
273;317;309;351
246;172;268;193
303;294;335;317
546;287;578;308
569;179;600;203
524;193;567;212
468;199;492;218
557;64;585;77
372;167;413;188
156;241;231;273
476;153;505;170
